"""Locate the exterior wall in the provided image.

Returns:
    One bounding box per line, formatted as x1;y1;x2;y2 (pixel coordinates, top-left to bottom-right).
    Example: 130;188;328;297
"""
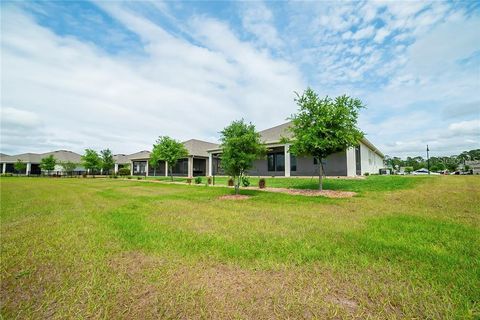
360;142;384;174
247;148;348;177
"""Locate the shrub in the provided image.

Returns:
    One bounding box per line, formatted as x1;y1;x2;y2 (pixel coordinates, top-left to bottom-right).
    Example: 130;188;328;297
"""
195;176;202;184
228;178;234;186
118;168;130;176
242;176;250;187
82;172;87;178
113;175;118;179
259;178;266;189
127;176;132;179
207;177;212;185
137;176;141;180
186;178;192;185
364;172;370;176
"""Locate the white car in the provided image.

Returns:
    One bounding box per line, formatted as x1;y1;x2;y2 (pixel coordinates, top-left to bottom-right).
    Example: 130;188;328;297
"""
413;168;440;175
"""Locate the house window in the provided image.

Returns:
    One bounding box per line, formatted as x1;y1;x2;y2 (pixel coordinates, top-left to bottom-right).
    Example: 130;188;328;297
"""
291;155;297;171
267;153;275;171
267;152;286;172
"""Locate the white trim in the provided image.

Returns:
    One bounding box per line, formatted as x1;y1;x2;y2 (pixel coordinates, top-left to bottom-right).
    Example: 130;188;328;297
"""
284;144;290;177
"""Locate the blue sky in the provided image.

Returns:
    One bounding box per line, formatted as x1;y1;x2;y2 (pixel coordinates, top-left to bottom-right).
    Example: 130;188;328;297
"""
1;0;479;157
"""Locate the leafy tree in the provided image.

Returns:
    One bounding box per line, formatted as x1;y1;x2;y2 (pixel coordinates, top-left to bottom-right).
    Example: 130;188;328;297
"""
81;149;101;176
154;136;188;181
149;144;162;176
14;159;26;175
220;119;266;194
40;155;57;175
404;167;414;174
285;88;364;190
100;149;115;175
60;161;77;176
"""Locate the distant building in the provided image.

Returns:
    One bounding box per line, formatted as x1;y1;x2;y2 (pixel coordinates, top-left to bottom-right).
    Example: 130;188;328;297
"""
465;160;480;175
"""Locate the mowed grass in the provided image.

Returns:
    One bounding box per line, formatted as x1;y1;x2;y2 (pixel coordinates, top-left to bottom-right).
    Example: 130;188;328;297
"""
148;174;425;192
1;176;479;319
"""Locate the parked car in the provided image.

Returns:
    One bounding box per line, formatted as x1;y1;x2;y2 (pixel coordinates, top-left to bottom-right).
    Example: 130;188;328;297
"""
413;168;440;175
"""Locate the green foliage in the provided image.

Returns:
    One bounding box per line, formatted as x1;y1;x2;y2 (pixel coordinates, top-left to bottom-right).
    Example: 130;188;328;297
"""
241;176;250;187
195;176;202;184
404;167;414;174
14;159;26;174
286;88;364;190
220;119;266;194
100;149;115;173
59;161;77;175
153;136;188;181
40;155;57;173
81;149;101;173
149;143;163;176
118;168;130;176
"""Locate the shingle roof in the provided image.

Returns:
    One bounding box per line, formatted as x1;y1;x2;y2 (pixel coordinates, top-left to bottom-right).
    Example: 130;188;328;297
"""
113;154;130;164
0;150;82;163
183;139;219;157
127;150;151;160
258;121;293;143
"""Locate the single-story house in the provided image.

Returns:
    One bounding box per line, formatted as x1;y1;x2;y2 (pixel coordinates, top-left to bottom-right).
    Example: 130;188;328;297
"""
0;150;84;175
1;122;384;177
129;139;219;177
207;122;384;177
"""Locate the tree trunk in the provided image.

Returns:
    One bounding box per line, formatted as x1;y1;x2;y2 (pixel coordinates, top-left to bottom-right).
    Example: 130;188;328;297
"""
169;167;173;181
235;177;240;195
153;167;156;177
318;159;323;191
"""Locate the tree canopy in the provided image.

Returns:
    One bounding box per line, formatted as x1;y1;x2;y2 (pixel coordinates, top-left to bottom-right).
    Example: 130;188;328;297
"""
154;136;188;180
14;159;26;174
60;161;77;176
220;119;266;194
81;149;101;174
286;88;364;190
40;155;57;174
100;149;115;174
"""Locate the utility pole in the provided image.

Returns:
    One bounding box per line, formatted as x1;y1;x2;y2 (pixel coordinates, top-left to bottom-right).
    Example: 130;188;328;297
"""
427;145;430;175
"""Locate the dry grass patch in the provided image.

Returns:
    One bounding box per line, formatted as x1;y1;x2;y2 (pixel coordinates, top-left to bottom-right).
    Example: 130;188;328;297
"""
218;194;251;200
260;187;356;198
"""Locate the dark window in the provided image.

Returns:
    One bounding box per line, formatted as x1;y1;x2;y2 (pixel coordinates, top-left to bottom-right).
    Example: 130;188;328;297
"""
276;153;285;171
313;157;318;165
267;153;275;171
291;155;297;171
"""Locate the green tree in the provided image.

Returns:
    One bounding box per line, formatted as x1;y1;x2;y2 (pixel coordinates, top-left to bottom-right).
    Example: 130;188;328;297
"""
100;149;115;175
40;155;57;175
81;149;101;176
149;143;162;176
154;136;188;181
220;119;266;194
285;88;364;190
60;161;77;176
14;159;26;175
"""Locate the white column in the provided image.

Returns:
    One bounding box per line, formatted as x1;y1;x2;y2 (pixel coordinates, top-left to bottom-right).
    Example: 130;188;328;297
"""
145;160;149;176
114;163;119;174
26;162;31;176
188;157;193;178
284;144;291;177
2;163;6;174
165;161;168;177
346;147;356;177
130;161;134;176
208;153;213;176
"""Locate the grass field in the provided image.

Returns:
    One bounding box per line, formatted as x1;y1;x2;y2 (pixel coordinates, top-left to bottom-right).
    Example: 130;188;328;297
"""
1;176;479;319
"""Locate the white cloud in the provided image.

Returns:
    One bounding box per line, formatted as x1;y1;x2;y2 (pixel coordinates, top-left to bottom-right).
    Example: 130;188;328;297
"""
1;5;304;154
240;2;283;49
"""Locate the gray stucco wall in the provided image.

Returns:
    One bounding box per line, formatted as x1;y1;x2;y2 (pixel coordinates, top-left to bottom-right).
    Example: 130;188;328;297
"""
246;150;348;176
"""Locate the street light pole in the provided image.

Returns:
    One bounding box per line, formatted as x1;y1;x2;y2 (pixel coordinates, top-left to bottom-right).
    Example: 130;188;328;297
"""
427;145;430;175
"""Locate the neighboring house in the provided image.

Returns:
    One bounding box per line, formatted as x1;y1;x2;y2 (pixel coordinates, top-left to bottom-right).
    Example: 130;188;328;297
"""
465;160;480;175
0;150;85;175
129;139;219;177
207;122;384;177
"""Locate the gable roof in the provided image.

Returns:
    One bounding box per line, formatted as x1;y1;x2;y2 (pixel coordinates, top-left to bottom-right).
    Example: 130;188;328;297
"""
259;121;293;143
0;150;82;163
183;139;219;157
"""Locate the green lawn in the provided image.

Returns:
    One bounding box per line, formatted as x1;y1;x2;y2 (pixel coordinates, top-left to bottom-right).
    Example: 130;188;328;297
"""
146;174;428;192
1;176;479;319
